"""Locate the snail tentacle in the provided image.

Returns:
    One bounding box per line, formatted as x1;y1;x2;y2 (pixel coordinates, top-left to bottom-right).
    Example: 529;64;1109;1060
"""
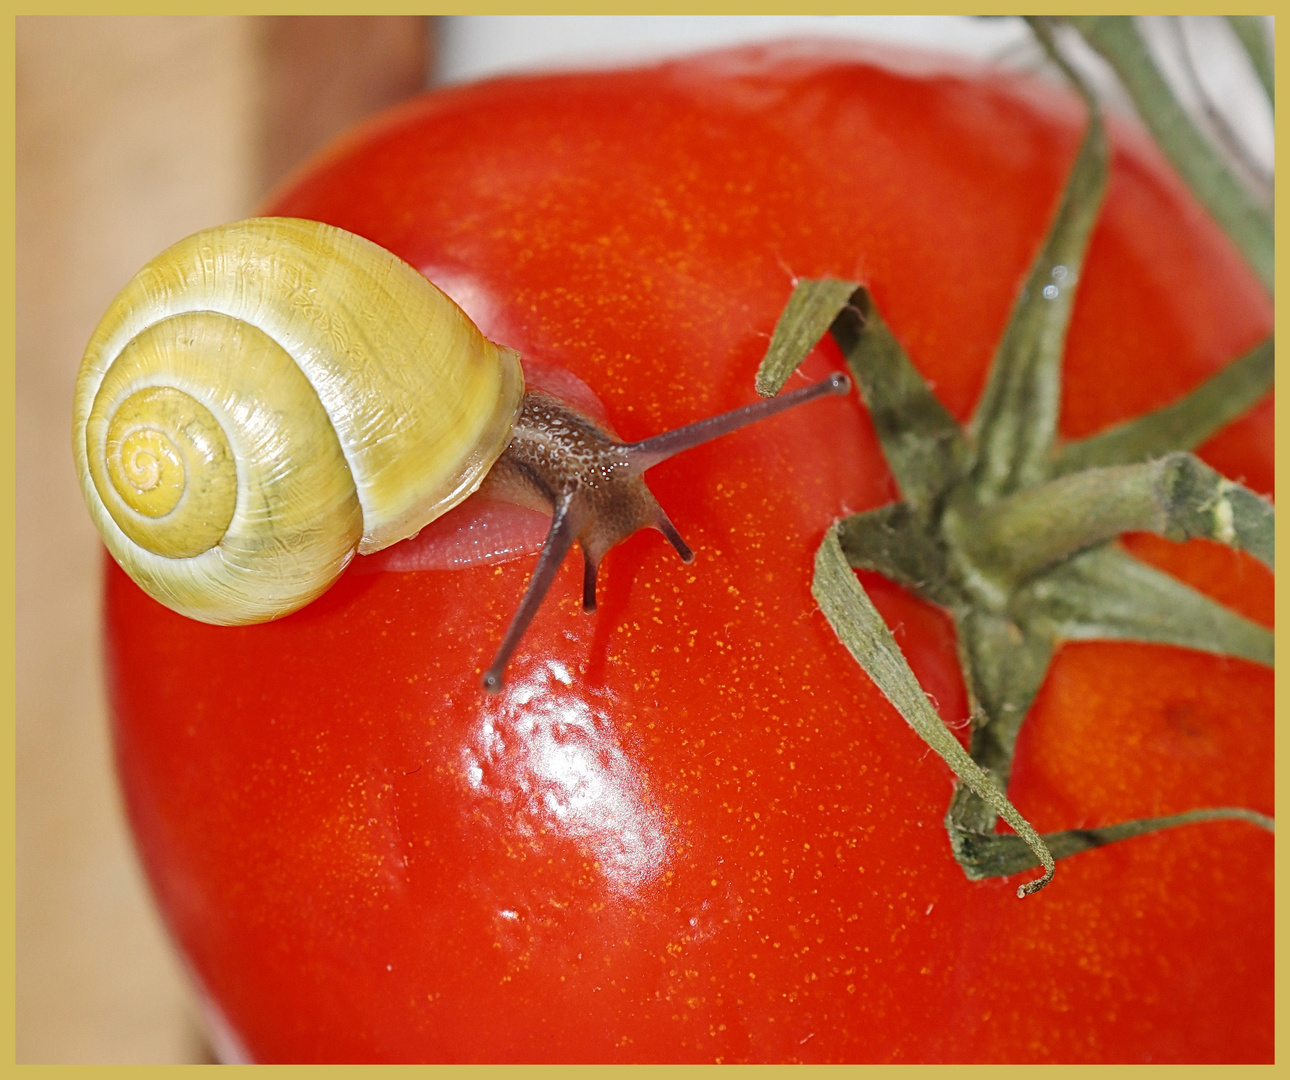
581;549;600;613
482;494;583;693
620;372;851;470
654;512;695;564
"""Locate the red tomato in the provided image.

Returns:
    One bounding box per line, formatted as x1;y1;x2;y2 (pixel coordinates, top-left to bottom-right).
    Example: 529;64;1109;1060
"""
106;42;1272;1062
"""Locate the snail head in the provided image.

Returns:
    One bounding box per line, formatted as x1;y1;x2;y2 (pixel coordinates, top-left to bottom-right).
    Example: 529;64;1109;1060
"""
479;372;851;692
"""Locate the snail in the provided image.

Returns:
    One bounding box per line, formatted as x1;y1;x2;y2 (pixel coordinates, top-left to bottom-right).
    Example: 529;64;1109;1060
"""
73;217;849;691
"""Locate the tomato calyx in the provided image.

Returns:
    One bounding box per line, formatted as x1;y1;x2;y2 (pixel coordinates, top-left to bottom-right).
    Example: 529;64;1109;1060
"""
756;25;1275;896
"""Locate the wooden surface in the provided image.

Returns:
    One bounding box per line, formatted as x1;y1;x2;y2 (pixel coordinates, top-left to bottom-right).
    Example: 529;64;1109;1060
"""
15;16;431;1062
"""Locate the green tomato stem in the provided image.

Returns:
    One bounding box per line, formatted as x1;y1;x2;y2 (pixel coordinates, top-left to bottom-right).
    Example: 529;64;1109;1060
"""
1067;15;1274;292
947;451;1274;588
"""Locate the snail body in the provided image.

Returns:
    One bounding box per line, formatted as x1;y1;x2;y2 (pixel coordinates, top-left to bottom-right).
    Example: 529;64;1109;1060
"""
74;217;848;688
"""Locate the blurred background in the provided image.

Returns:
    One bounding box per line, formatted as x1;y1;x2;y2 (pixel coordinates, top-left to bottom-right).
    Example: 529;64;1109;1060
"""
15;15;1272;1063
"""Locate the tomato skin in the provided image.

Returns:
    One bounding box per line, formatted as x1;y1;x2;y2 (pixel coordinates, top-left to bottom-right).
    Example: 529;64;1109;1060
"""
106;43;1272;1063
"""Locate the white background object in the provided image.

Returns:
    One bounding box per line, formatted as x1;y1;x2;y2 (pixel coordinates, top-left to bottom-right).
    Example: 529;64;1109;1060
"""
435;15;1035;83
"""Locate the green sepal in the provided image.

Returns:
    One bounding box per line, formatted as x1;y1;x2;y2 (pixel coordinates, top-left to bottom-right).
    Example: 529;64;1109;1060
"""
812;527;1055;896
830;292;970;513
1052;337;1274;476
1012;545;1274;668
970;20;1108;499
836;502;959;608
755;278;857;397
756;280;968;514
948;806;1273;882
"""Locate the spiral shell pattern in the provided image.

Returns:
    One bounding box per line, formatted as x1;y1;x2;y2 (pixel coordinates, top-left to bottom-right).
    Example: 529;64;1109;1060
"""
73;218;524;624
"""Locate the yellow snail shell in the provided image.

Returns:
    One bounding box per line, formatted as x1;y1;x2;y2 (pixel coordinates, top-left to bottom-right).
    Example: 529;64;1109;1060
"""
72;217;524;625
